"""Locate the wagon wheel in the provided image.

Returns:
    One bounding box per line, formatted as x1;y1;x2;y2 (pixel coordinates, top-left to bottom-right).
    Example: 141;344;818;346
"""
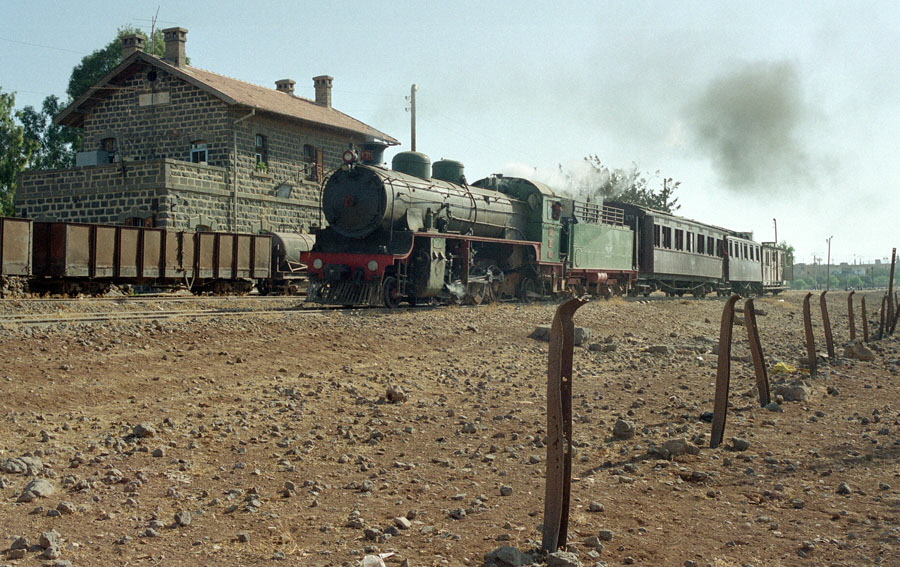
382;276;401;308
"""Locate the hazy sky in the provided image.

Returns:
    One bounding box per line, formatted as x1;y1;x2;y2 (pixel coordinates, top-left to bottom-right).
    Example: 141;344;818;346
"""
3;1;898;265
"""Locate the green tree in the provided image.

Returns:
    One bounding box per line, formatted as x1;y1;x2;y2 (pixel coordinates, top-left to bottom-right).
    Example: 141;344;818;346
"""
846;274;862;289
791;277;808;290
67;27;167;101
0;88;37;215
20;95;78;170
579;156;681;213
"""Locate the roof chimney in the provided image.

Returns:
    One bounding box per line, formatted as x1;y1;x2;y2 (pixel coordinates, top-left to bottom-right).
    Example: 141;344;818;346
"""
275;79;296;95
313;75;333;108
121;34;145;60
162;27;188;67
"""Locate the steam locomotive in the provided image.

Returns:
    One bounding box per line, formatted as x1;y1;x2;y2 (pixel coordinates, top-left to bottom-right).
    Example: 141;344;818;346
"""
305;150;788;307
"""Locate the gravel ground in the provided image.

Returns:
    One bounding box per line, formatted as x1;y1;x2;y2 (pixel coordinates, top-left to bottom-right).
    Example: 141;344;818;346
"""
0;291;898;567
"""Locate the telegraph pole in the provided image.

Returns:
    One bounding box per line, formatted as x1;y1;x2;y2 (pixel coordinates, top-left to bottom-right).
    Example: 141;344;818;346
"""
408;84;418;152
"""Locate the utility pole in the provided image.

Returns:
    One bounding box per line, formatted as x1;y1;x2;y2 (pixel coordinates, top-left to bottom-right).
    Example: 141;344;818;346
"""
773;218;777;244
826;236;833;291
407;84;418;152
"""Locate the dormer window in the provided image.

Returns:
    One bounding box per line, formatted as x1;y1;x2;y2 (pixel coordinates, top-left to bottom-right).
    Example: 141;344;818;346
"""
190;140;208;164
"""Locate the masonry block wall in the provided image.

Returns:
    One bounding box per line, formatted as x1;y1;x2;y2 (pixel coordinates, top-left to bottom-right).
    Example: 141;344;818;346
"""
18;160;324;233
82;64;232;165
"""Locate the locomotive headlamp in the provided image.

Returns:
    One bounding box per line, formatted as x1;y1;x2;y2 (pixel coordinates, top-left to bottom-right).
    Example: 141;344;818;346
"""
342;149;358;165
312;258;323;270
367;260;379;272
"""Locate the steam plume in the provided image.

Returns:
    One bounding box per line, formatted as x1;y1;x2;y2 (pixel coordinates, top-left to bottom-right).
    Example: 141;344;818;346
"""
684;61;812;191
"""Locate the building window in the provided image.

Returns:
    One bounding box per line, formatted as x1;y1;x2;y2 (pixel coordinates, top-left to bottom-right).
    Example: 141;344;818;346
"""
190;140;208;164
100;137;117;163
124;216;153;227
255;134;268;169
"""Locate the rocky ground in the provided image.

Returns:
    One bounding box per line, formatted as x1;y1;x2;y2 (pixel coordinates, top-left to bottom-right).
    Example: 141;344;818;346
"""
0;291;898;567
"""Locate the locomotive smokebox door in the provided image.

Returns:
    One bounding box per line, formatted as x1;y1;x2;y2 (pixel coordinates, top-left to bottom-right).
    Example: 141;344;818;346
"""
411;238;446;298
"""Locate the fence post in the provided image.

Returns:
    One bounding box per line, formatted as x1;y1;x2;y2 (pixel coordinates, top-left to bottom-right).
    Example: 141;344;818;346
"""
820;291;835;358
542;297;587;554
862;296;869;342
744;298;771;407
710;295;740;449
803;292;817;378
848;291;856;341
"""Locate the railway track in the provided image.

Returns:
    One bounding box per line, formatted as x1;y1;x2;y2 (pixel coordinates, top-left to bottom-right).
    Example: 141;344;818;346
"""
0;291;742;327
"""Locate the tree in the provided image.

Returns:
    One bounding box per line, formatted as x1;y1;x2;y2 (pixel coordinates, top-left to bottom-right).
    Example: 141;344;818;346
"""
0;88;37;215
67;27;167;101
777;241;795;267
791;278;808;290
20;95;78;170
577;156;681;213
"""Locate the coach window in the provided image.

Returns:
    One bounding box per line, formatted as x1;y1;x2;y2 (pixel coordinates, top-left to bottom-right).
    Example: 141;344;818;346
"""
686;231;694;252
190;140;208;164
654;225;661;247
675;229;684;251
708;236;715;256
697;234;705;255
662;226;672;249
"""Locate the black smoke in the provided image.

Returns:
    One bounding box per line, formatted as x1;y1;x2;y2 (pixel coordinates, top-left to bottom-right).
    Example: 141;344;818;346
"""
683;61;813;191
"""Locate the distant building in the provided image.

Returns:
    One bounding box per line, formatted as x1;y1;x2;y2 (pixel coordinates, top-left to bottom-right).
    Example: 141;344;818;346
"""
16;27;398;232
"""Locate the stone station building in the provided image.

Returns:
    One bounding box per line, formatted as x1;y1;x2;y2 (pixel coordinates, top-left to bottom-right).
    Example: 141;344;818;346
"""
16;27;398;233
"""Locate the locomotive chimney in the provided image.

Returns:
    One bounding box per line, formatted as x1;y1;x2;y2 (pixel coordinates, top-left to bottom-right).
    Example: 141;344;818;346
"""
162;27;188;67
313;75;333;108
275;79;296;95
120;34;145;60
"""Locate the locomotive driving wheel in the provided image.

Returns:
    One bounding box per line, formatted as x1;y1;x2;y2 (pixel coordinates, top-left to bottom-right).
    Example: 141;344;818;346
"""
519;277;543;303
382;276;401;308
467;282;485;305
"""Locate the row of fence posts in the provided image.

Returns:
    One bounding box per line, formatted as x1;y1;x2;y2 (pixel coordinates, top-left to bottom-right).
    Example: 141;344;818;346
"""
540;251;899;553
712;247;899;449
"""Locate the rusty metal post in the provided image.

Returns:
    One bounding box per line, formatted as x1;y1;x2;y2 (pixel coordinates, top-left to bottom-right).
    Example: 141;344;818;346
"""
862;296;869;342
803;292;817;378
889;248;896;329
888;291;900;335
820;291;835;358
879;295;887;339
710;295;740;449
743;299;771;407
542;297;587;554
848;291;856;341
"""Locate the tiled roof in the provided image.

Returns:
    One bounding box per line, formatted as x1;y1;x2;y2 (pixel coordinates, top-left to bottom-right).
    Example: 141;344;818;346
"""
57;52;399;145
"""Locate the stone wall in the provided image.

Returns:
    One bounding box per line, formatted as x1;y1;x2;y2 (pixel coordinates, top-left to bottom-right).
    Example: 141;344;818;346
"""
17;160;322;233
82;64;232;166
